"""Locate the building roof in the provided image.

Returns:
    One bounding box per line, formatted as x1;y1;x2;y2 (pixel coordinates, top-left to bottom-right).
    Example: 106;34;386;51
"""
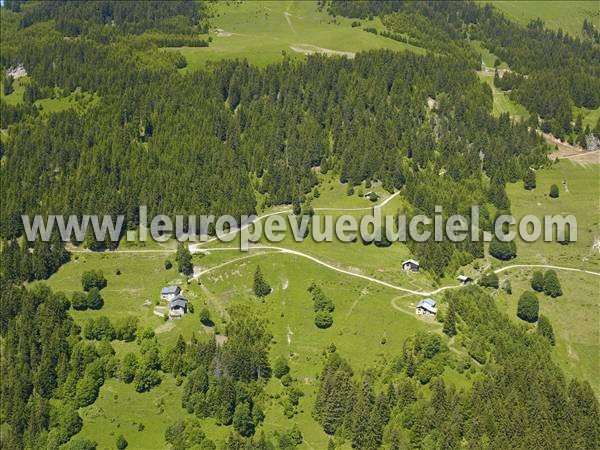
457;275;472;282
416;298;437;313
402;259;420;266
161;286;181;295
169;296;188;309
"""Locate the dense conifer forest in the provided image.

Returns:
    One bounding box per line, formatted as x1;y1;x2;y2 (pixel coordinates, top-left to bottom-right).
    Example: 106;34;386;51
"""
1;1;599;449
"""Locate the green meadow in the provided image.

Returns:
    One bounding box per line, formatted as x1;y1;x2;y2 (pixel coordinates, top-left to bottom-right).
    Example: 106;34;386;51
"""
477;71;530;120
167;0;424;71
504;160;600;272
483;1;599;37
43;158;600;445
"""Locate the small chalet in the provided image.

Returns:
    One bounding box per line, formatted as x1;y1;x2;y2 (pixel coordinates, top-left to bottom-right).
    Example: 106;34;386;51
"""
169;296;188;319
402;259;420;272
161;286;181;301
457;275;473;285
416;298;437;316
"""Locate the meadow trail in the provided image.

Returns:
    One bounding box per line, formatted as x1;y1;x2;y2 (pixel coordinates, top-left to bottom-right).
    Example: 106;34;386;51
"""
191;245;600;297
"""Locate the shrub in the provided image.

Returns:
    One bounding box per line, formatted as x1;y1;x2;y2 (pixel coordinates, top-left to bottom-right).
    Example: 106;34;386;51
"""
549;184;559;198
164;259;173;270
199;307;212;326
116;435;128;449
273;356;290;379
517;291;539;323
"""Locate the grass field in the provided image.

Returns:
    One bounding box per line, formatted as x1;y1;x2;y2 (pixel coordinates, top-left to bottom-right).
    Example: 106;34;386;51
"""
498;160;600;395
1;76;28;106
477;71;530;120
504;160;600;272
482;1;599;37
494;269;599;395
167;1;424;71
574;105;600;129
42;159;599;445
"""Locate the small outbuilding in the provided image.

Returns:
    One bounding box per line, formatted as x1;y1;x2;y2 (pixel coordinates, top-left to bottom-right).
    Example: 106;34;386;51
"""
457;275;473;285
416;298;437;316
161;286;181;301
169;296;188;319
402;259;420;272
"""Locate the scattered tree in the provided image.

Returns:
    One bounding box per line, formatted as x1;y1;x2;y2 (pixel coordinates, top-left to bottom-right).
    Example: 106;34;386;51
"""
523;168;536;190
273;356;290;379
176;243;193;276
537;315;555;345
116;435;128;449
81;270;107;291
543;270;562;297
517;291;539;323
549;184;559;198
479;271;499;289
531;271;545;292
253;265;271;297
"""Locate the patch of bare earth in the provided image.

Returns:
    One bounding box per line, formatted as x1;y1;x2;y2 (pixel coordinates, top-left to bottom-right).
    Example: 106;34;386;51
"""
289;43;355;59
544;132;600;165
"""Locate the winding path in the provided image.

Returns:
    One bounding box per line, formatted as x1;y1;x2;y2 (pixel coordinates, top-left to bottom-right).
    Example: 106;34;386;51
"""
191;245;600;297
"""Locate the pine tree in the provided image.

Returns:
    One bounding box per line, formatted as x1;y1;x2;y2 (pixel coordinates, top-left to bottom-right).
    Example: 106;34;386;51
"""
443;302;457;337
517;291;539;323
537;315;555;345
232;402;255;437
543;270;562;297
531;270;544;292
176;243;193;276
523;168;536;190
253;265;271;297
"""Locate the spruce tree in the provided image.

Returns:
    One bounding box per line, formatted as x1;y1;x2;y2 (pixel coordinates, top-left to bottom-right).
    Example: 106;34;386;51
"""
531;271;545;292
253;265;271;297
543;270;562;297
517;291;539;323
176;243;193;276
443;302;457;337
537;315;555;345
523;168;536;190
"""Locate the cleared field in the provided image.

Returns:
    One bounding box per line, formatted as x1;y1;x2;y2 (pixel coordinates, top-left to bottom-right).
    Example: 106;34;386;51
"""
574;105;600;129
73;376;195;449
477;71;530;120
168;0;424;70
0;76;28;106
495;270;599;395
504;160;600;271
483;1;599;37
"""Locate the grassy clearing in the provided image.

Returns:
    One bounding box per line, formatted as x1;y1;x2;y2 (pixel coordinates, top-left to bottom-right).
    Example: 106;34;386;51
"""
73;376;195;449
477;71;530;120
482;1;599;37
574;105;600;129
1;76;28;105
504;160;600;271
43;161;598;445
494;270;599;395
470;40;508;69
168;1;424;71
